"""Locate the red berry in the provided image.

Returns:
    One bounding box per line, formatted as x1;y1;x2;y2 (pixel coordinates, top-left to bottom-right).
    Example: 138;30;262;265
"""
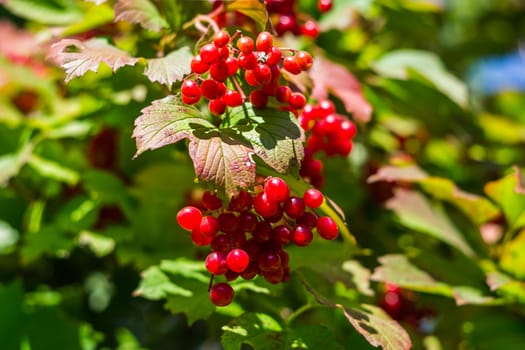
241;262;258;280
218;46;230;61
239;211;258;232
210;282;234;306
191;55;210;74
297;211;319;228
256;31;273;51
318;99;335;115
191;228;213;246
316;216;339;240
253;192;278;218
181;79;200;98
303;188;324;209
236;36;254;53
177;206;202;231
218;212;239;233
266;46;282;65
238;52;257;70
296;51;313;70
182;94;200;105
202;190;222;210
289;92;307;110
276;14;296;35
254;63;272;85
264;177;290;202
210;61;229;82
245;69;259;87
226;248;250;273
198;215;220;237
257;250;282;271
318;0;333;12
211;234;231;253
338;119;357;139
275;86;291;103
223;90;243;107
201;79;220;100
273;225;292;244
263;267;284;284
250;90;268;108
213;30;230;48
292;224;314;246
283;56;302;75
209;98;226;116
301;20;319;38
228;190;253;212
200;43;219;64
205;251;228;274
225;56;239;75
253;220;273;242
283;196;306;219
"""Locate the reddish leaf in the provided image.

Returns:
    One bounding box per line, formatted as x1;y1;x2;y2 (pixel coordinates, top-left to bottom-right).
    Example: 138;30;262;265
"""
310;56;372;123
114;0;168;32
0;21;40;58
48;38;139;82
367;164;427;183
143;47;192;86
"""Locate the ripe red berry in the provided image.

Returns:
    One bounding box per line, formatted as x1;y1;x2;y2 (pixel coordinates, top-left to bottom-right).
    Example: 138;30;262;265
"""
191;55;210;74
191;228;213;246
318;0;333;12
238;52;257;70
292;224;314;246
198;215;220;237
297;211;319;228
181;80;201;99
283;196;306;219
210;61;229;82
303;188;324;209
226;248;250;273
283;56;302;75
213;30;230;48
254;63;272;85
205;251;228;275
253;220;273;242
249;90;268;108
289;92;307;110
253;192;278;218
264;177;290;202
256;31;273;51
202;190;222;210
209;98;226;116
223;90;243;107
338;119;357;139
245;69;259;87
275;86;291;103
257;250;282;271
209;282;234;306
318;99;335;115
200;43;219;64
296;51;313;70
182;94;200;105
236;36;254;53
218;212;240;233
266;46;282;65
225;56;239;75
301;20;319;38
200;79;221;100
273;225;292;244
177;206;202;231
229;190;253;212
316;216;339;240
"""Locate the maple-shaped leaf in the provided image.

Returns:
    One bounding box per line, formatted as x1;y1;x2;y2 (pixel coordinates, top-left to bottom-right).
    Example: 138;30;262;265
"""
114;0;168;32
143;47;192;86
228;103;304;173
310;56;372;123
48;38;139;82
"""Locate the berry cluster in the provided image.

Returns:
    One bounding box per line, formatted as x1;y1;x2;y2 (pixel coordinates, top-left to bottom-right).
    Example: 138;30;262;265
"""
181;30;312;116
266;0;333;38
298;100;357;187
176;177;339;306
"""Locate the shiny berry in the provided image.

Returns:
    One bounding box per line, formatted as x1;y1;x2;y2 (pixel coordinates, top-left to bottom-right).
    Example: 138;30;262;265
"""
292;224;314;246
209;98;226;116
210;282;234;306
223;90;243;107
283;56;302;75
283;196;306;219
303;188;324;209
201;79;220;100
316;216;339;240
264;177;289;202
236;36;254;53
250;90;268;108
256;31;273;51
205;251;228;275
213;30;230;48
177;206;202;231
289;92;307;110
226;248;250;273
191;55;210;74
200;44;219;64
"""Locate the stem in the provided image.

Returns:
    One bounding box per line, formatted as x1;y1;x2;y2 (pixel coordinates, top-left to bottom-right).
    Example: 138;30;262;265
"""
194;14;220;34
230;75;247;100
285;303;324;325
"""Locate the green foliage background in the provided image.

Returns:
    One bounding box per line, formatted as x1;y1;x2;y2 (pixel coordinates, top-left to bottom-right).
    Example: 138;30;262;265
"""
1;0;525;349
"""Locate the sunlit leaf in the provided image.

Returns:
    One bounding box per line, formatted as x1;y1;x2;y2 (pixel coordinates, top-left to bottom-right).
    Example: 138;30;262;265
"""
485;167;525;231
27;154;79;185
451;286;500;306
499;228;525;280
114;0;168;31
225;0;268;30
221;313;283;350
3;0;83;25
164;279;215;325
310;56;373;123
134;266;192;300
49;38;139;82
372;49;468;108
486;271;525;304
285;325;341;350
386;188;475;257
143;47;192;86
367;164;427;183
78;230;115;257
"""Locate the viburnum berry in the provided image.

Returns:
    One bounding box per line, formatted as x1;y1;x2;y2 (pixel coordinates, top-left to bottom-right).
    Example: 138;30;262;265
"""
236;36;254;54
253;191;278;218
177;206;202;231
289;92;307;110
223;90;243;107
250;90;268;108
200;79;220;100
210;61;229;82
296;51;313;70
318;0;333;12
292;224;314;246
202;190;222;210
257;250;282;271
209;282;234;306
264;177;290;202
213;30;230;48
316;216;339;240
266;46;282;65
200;43;219;64
225;56;239;75
191;228;213;246
254;63;272;85
205;251;228;275
301;20;320;38
283;196;306;219
209;98;226;116
198;215;220;237
283;56;302;75
191;55;210;74
226;248;250;272
275;86;291;103
303;188;324;209
256;31;273;51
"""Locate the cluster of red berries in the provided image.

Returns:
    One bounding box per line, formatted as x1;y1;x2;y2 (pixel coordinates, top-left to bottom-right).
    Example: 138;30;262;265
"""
297;100;357;187
181;30;312;116
266;0;333;38
176;177;339;306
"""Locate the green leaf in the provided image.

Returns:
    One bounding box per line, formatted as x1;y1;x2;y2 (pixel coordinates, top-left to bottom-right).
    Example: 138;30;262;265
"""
0;220;20;254
3;0;83;25
0;143;33;187
285;325;341;350
134;266;192;300
164;279;215;325
486;271;525;304
372;50;468;108
0;280;25;350
499;229;525;280
78;230;115;257
60;2;114;36
221;313;283;350
143;47;192;86
341;260;374;297
26;307;82;350
20;226;76;264
49;38;139;82
371;255;452;296
228;103;304;174
485;167;525;232
479;113;525;145
386;188;475;256
225;0;268;30
451;286;501;306
27;154;79;185
160;258;210;283
114;0;168;31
